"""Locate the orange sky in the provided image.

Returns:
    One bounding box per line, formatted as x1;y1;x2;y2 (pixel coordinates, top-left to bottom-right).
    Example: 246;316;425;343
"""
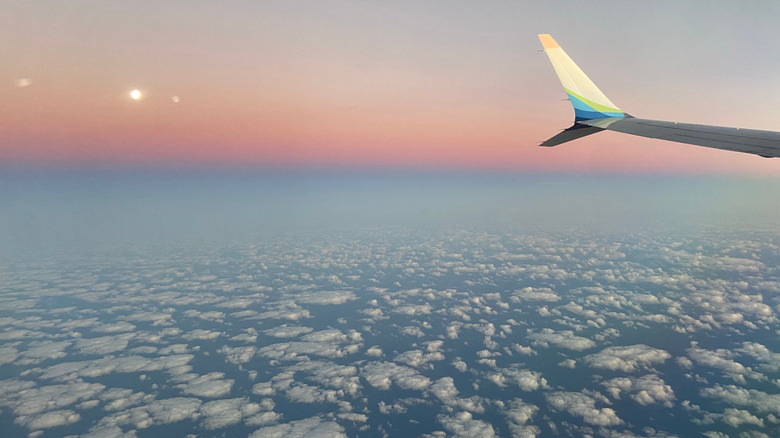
4;1;780;174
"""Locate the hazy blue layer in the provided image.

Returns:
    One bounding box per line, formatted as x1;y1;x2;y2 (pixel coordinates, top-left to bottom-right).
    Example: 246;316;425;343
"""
2;169;780;260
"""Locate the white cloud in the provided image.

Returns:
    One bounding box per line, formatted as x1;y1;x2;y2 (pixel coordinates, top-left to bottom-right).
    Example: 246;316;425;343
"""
721;408;764;428
366;346;383;357
178;372;234;398
527;329;595;352
401;326;426;337
182;329;223;341
17;340;72;365
249;416;346;438
490;367;547;391
301;329;348;344
200;398;261;429
584;345;670;372
558;359;576;369
503;399;540;438
438;411;496;438
264;326;314;338
0;346;18;365
257;308;311;321
295;291;356;305
288;360;360;395
431;377;485;413
701;384;780;415
252;381;275;396
218;346;257;364
601;374;675;407
38;354;194;381
546;391;623;426
139;397;203;425
16;409;80;430
687;343;762;382
362;361;432;391
512;344;536;356
245;411;282;427
0;380;104;417
93;322;137;333
737;342;780;372
337;412;368;422
511;287;560;302
394;349;444;369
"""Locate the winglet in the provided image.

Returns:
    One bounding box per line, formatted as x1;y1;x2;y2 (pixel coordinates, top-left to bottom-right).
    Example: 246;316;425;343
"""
538;34;625;122
538;34;559;50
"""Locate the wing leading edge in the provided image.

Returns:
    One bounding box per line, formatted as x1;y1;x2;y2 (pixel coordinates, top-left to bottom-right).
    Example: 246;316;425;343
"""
538;34;780;158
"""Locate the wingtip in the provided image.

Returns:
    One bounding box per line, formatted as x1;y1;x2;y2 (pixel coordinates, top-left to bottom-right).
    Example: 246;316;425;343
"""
538;34;559;50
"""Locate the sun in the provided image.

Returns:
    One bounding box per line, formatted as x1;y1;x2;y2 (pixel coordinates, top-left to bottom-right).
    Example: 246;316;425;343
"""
130;89;142;100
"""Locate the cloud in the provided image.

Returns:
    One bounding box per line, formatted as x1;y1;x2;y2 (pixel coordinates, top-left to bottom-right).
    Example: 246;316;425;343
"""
245;411;282;427
437;411;496;438
288;360;360;395
295;291;356;305
545;391;623;426
85;397;202;433
512;344;536;356
285;383;341;404
687;343;763;382
337;412;368;422
489;367;547;391
16;409;80;430
178;372;234;398
362;361;432;391
511;287;560;302
0;380;104;417
558;359;576;369
248;416;347;438
584;345;670;372
101;388;153;411
182;329;223;341
736;342;780;372
701;384;780;415
264;326;314;338
392;304;433;316
259;341;359;362
394;349;444;369
17;340;72;365
252;382;275;396
183;309;225;323
527;329;595;352
431;377;485;413
503;399;540;438
601;374;675;407
38;354;194;381
218;346;257;364
366;346;383;357
200;398;261;429
301;329;349;344
401;326;426;337
0;346;18;365
92;322;137;333
721;408;764;428
257;308;311;321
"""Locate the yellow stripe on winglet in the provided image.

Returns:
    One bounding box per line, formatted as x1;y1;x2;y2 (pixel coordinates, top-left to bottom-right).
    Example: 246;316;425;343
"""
538;34;559;50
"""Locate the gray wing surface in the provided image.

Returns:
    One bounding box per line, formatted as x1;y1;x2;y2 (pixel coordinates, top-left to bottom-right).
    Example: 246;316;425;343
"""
579;118;780;158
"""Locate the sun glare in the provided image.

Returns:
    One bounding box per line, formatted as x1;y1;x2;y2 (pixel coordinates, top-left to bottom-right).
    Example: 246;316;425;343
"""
130;89;142;100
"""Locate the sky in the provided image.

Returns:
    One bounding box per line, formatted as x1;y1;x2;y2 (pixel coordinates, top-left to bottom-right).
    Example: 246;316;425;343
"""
4;0;780;174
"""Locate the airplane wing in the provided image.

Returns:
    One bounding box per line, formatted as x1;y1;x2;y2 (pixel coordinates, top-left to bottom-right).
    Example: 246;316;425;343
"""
537;34;780;158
